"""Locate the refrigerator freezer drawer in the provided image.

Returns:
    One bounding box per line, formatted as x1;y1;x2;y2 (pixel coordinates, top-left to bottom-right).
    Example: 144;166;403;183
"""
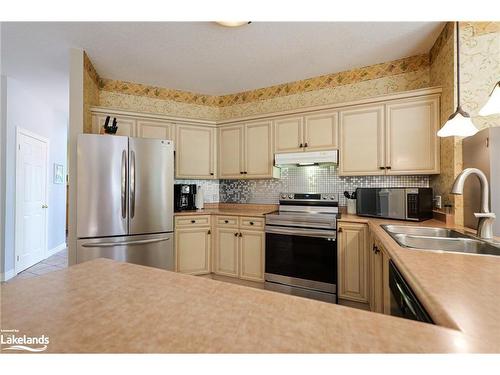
77;232;174;271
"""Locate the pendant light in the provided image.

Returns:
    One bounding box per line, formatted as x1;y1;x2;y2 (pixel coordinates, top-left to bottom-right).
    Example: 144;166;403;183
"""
479;80;500;116
437;22;479;138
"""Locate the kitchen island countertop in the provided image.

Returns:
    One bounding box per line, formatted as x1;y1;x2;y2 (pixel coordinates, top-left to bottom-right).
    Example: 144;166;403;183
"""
1;258;497;353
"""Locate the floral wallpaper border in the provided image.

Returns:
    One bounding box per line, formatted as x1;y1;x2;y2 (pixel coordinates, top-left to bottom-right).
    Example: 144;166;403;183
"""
96;54;430;108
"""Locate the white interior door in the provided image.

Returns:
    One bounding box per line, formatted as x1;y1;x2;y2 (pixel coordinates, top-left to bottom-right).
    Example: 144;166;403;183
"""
16;128;49;273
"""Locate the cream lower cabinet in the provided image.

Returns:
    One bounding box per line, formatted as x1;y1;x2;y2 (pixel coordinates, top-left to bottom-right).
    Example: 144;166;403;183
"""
175;216;211;275
176;124;216;179
136;120;174;141
214;227;239;277
338;222;369;303
92;114;137;136
218;120;274;179
369;237;384;313
239;230;265;282
214;216;265;282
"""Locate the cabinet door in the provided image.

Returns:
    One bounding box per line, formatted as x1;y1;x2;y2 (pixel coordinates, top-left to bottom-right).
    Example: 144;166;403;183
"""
175;228;211;275
385;97;440;175
175;125;216;179
92;114;136;136
304;111;338;151
219;125;244;178
274;116;303;153
370;240;384;313
245;120;273;178
214;227;239;277
137;120;173;141
239;230;264;282
339;105;385;176
338;222;369;303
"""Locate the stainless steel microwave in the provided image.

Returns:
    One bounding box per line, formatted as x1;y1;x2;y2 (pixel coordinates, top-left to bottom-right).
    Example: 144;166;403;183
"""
355;188;433;221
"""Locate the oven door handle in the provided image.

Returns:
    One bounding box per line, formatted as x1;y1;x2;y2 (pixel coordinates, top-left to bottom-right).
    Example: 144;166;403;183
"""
265;226;336;239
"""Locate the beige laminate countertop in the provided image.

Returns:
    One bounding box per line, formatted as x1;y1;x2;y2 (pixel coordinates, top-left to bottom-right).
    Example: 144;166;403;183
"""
173;203;277;218
339;214;500;347
0;258;495;353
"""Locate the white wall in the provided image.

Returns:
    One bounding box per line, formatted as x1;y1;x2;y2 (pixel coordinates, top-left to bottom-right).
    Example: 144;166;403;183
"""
3;77;67;276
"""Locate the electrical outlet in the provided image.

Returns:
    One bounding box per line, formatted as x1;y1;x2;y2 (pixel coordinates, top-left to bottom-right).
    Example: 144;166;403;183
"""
434;195;442;209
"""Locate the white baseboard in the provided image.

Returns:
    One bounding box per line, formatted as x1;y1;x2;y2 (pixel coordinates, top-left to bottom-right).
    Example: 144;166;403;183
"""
1;269;16;282
46;242;67;257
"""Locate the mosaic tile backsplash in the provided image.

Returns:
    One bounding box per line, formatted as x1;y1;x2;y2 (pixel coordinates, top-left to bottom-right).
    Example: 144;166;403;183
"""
175;179;220;203
219;166;429;206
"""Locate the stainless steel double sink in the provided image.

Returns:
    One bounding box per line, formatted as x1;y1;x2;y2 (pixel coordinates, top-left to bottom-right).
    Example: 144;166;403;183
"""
382;224;500;256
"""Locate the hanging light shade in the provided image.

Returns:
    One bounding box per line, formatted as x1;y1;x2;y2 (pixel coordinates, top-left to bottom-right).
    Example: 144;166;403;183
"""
437;22;479;138
479;81;500;116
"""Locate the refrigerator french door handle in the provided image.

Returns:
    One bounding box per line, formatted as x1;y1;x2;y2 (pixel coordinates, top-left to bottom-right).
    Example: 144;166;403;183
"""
121;150;127;219
81;237;170;248
130;150;136;218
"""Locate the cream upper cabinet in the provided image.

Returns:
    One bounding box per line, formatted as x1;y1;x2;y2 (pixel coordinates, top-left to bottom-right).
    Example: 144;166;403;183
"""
92;114;136;136
175;125;216;179
303;111;338;151
218;120;274;179
338;222;369;303
274;116;304;153
239;230;265;282
137;120;173;141
214;227;239;277
339;105;385;176
385;96;440;175
175;227;211;275
219;125;244;178
244;120;273;178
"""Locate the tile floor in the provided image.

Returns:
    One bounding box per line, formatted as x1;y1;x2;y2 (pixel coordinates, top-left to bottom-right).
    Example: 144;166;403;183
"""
11;248;68;281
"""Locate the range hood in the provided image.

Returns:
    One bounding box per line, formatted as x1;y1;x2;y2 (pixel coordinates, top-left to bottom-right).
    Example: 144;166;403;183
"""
275;150;338;167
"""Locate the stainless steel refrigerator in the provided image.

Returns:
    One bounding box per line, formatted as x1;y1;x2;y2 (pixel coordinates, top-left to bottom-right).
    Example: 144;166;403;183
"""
76;134;175;270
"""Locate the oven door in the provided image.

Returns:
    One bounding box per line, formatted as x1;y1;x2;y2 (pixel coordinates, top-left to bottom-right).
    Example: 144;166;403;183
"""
265;226;337;294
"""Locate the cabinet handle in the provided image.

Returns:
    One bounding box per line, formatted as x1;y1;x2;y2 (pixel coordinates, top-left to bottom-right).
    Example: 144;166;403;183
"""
304;142;308;147
249;221;254;225
244;171;247;174
379;166;386;170
338;227;343;233
299;143;303;148
191;220;196;223
239;233;243;237
224;220;229;223
210;172;214;176
240;172;244;174
386;166;392;170
234;233;238;237
208;230;211;235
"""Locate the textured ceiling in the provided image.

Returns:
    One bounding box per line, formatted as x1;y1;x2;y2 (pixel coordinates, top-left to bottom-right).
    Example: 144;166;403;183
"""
1;22;444;112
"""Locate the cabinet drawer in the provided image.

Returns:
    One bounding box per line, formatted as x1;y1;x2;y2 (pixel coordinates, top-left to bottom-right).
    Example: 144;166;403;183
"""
175;215;211;227
239;217;265;230
216;216;239;228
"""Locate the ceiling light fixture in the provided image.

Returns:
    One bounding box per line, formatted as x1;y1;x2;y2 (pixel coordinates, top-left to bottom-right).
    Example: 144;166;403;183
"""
479;80;500;116
215;21;251;28
437;22;479;138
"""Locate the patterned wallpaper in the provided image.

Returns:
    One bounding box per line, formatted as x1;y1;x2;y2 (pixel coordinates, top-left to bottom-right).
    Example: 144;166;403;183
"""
83;52;100;133
429;22;500;226
220;166;429;206
96;54;431;121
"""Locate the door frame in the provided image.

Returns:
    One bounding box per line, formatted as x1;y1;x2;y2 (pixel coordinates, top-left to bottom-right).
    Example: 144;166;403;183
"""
15;127;50;274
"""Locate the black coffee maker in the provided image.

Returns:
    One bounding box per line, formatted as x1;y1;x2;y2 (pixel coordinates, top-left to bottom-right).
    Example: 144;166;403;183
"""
174;184;197;212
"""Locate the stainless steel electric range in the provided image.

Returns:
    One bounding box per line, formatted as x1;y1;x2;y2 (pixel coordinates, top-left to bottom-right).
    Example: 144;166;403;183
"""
264;193;339;303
